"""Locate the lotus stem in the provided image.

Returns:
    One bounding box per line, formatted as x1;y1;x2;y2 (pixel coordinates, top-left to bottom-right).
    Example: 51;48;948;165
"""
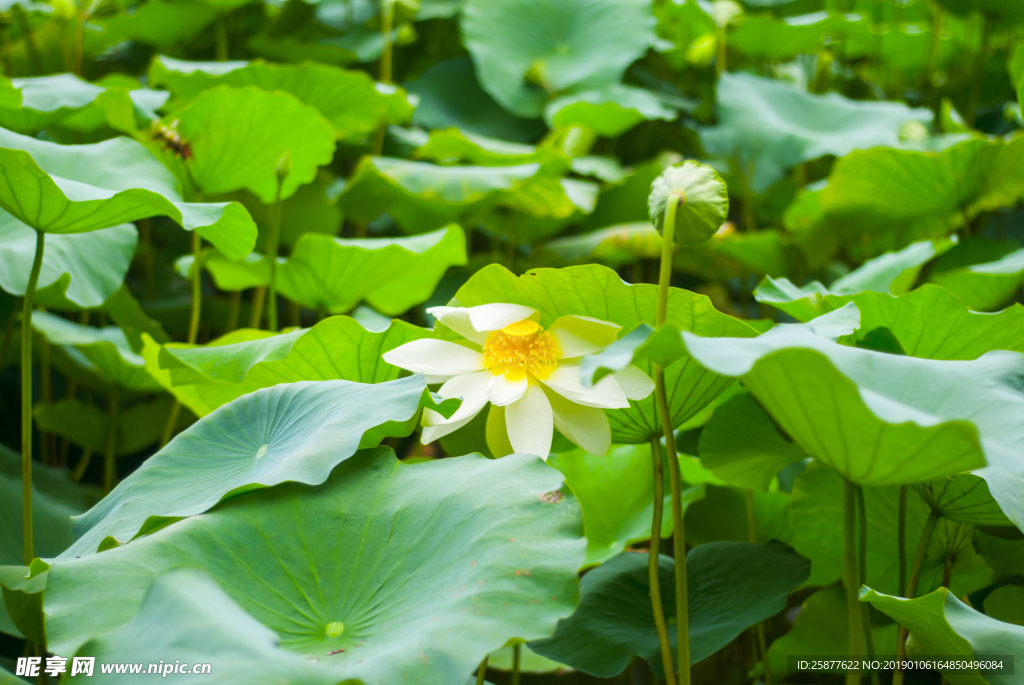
966;13;987;127
655;193;689;684
226;290;241;333
21;229;44;565
0;300;18;366
139;218;156;301
215;13;229;61
188;230;203;344
892;507;940;685
842;478;864;685
747;489;771;685
266;177;283;333
898;485;907;596
160;400;181;448
15;7;40;75
649;436;676;684
250;287;266;329
103;391;120;494
38;326;50;465
511;643;521;685
856;485;879;685
475;655;488;685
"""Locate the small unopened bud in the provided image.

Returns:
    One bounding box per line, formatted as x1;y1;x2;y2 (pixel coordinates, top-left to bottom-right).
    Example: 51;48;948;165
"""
275;152;292;181
648;160;729;248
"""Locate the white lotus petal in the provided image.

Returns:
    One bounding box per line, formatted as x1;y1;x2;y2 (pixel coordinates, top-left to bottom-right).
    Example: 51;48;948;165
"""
382;339;484;376
421;407;483;444
540;361;629;409
426;306;488;345
506;383;553;459
546;388;611;456
612;365;656;400
439;370;493;421
550;315;621;358
487;374;528;406
467;303;539;332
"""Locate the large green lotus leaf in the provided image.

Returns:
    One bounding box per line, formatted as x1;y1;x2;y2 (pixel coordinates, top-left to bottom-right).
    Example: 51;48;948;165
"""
789;462;995;593
936;0;1024;25
46;448;586;685
62;374;452;558
818;136;1024;255
149;56;411;142
199;225;466;315
754;237;956;322
549;444;704;567
983;585;1024;626
684;484;793;547
31;311;161;393
544;85;676;137
728;11;836;61
34;396;183;458
530;543;809;677
500;176;598;221
759;285;1024;361
765;587;899;680
680;312;1024;487
414;128;561;168
0;127;255;258
99;0;218;51
67;569;356;685
928;246;1024;311
402;57;546;143
0;212;135;309
143;316;427;417
460;0;657;118
698;390;809;491
914;475;1014;527
700;72;933;192
485;644;567;674
0;664;20;684
339;156;541;234
279;226;466;315
861;587;1024;684
0;74;169;133
453;263;756;444
538;222;663;268
157;86;335;204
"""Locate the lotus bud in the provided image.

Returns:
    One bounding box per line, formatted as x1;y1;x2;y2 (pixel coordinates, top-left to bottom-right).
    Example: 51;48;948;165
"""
275;152;292;181
647;160;729;248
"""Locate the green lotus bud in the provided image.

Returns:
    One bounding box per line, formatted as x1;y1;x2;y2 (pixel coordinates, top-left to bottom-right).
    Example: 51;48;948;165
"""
275;152;292;181
647;160;729;248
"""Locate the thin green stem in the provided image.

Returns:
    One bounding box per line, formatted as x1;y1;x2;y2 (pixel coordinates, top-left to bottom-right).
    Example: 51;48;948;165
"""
746;489;771;685
15;7;39;75
475;655;488;685
893;508;941;685
102;391;120;494
21;229;44;566
188;230;202;344
379;0;394;85
856;485;879;685
843;479;864;685
160;401;181;448
655;192;689;684
38;327;50;465
266;178;283;333
511;643;521;685
966;13;987;127
215;13;229;61
226;290;241;333
649;437;676;685
898;485;908;597
250;287;266;329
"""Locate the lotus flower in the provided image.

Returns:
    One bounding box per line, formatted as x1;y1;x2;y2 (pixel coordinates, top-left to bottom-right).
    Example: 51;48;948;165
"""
383;303;654;458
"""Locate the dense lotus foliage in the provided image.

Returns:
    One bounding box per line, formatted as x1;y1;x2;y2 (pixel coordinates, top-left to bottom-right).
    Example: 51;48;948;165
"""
2;0;1024;684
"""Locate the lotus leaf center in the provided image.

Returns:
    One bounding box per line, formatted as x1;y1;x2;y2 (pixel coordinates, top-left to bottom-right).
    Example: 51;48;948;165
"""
324;621;344;638
482;320;561;382
255;444;269;459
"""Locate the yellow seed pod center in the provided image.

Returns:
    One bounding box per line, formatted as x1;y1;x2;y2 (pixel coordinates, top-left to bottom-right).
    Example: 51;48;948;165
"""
482;320;561;381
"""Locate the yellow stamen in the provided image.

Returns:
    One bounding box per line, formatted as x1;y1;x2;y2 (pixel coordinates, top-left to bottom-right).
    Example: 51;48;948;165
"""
482;320;561;381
